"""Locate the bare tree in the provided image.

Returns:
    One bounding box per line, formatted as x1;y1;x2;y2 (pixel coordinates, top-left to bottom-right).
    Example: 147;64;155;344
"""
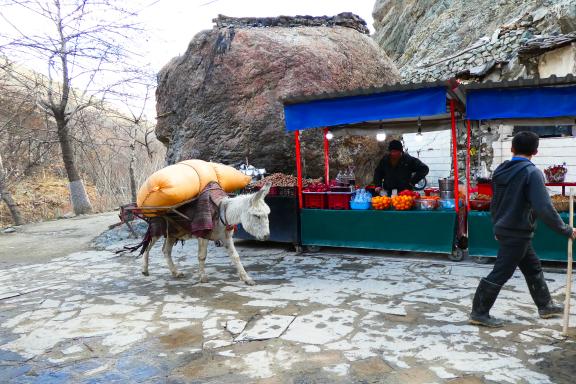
0;153;23;225
0;58;52;225
0;0;150;215
102;84;156;203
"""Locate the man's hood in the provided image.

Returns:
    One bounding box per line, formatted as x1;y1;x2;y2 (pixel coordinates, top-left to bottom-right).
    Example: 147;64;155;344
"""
493;160;533;185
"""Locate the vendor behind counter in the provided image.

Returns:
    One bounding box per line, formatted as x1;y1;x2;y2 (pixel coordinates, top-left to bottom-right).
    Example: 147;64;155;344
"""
373;140;429;195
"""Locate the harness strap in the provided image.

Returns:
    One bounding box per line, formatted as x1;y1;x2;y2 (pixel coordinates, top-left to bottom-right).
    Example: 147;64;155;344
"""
219;200;236;232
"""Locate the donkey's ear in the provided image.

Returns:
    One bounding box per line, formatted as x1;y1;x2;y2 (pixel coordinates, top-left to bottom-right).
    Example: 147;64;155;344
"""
251;183;271;205
260;183;272;195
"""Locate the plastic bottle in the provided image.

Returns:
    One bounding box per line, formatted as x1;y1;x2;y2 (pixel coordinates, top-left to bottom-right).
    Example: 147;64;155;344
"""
342;169;349;186
349;166;356;186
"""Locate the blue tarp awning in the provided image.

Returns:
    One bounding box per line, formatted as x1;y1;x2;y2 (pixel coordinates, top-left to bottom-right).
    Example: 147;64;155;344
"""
466;85;576;120
283;86;447;131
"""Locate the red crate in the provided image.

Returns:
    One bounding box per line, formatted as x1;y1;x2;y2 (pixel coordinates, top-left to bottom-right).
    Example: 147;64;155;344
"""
267;186;279;196
327;192;352;210
477;183;492;196
303;192;327;209
278;186;297;197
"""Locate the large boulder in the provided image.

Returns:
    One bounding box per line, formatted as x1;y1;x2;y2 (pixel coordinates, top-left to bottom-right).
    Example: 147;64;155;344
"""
155;13;400;184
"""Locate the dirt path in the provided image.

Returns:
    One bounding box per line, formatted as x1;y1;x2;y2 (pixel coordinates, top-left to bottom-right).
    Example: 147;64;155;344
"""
0;212;119;267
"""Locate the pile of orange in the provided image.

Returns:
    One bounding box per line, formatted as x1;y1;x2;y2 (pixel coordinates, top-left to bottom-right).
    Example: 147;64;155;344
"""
371;196;391;210
391;195;415;210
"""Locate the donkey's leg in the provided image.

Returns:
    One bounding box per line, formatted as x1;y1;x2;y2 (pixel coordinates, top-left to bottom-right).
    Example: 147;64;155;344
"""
142;236;159;276
197;238;209;283
163;237;184;278
224;230;255;286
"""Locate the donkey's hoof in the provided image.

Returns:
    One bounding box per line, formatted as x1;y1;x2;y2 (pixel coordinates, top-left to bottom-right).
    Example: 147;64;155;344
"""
172;272;185;279
244;279;256;286
141;271;149;276
200;276;209;283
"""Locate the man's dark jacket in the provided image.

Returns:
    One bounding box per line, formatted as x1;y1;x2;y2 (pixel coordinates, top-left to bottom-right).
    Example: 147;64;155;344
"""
373;153;429;191
491;159;572;239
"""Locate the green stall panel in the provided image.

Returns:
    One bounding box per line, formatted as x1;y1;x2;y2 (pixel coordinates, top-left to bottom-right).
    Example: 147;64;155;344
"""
301;209;457;254
467;212;498;257
468;211;574;262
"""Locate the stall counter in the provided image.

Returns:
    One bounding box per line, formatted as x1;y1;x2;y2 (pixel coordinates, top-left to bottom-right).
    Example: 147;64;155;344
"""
468;211;574;262
301;209;457;254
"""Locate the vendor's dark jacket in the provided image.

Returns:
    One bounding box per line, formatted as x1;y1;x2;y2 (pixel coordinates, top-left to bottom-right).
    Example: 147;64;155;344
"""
373;153;429;192
490;159;572;239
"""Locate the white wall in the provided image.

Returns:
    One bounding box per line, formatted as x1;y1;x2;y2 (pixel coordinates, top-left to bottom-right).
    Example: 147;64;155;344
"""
492;136;576;194
403;130;576;193
403;130;452;187
538;44;576;79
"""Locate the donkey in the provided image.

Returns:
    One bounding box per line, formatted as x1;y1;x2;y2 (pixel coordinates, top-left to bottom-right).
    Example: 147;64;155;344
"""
141;184;271;285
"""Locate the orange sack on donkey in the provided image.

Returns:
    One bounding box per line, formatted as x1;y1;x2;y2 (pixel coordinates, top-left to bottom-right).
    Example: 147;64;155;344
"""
137;160;251;208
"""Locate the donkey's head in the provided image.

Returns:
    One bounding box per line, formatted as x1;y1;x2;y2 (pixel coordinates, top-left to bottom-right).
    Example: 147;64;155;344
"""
240;183;271;241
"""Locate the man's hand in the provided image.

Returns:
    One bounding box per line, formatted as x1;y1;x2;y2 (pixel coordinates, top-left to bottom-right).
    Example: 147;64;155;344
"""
571;228;576;240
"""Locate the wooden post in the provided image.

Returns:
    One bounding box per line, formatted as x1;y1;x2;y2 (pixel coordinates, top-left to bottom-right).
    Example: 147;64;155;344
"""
563;188;574;336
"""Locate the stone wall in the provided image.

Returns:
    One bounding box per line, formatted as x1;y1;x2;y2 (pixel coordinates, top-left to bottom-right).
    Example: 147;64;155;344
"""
406;17;535;83
213;13;369;34
372;0;576;78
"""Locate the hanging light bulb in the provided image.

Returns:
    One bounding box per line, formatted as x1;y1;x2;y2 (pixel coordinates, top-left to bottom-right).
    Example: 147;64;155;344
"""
325;131;334;141
376;132;387;142
415;127;423;142
415;117;423;142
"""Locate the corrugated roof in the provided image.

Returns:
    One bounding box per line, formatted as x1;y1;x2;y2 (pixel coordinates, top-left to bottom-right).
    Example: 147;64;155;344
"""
518;32;576;56
462;74;576;91
281;79;459;105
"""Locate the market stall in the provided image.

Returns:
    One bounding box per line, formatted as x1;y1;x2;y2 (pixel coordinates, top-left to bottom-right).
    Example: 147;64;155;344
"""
464;76;576;262
282;81;467;257
234;174;304;249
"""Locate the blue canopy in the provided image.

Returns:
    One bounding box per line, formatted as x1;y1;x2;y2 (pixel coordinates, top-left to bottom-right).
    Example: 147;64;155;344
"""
283;86;447;131
466;85;576;120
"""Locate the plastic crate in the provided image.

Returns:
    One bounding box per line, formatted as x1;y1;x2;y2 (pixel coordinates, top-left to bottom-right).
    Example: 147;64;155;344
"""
278;186;297;197
327;192;352;210
330;186;351;193
477;183;492;196
303;192;327;209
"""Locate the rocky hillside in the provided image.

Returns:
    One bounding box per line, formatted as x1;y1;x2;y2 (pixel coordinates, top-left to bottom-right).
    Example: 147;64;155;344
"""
372;0;576;78
155;13;400;182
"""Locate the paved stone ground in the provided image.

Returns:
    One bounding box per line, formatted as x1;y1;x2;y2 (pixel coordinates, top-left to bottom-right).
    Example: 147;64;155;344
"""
1;223;575;383
0;212;118;267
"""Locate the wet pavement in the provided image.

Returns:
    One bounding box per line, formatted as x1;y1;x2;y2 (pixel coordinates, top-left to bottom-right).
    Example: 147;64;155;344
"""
1;224;575;383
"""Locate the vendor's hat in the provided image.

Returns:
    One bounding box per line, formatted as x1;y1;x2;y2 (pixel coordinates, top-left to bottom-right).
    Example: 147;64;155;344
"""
388;140;403;151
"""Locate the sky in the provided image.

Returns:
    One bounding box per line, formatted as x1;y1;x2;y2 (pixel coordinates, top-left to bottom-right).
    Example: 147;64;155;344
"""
140;0;375;73
0;0;376;117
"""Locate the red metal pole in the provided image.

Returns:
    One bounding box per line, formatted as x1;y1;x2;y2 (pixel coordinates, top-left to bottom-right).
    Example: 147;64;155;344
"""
295;131;303;209
466;119;471;210
323;128;330;184
450;100;459;213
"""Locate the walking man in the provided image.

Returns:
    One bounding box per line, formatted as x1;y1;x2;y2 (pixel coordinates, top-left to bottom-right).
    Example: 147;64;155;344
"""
470;131;576;327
